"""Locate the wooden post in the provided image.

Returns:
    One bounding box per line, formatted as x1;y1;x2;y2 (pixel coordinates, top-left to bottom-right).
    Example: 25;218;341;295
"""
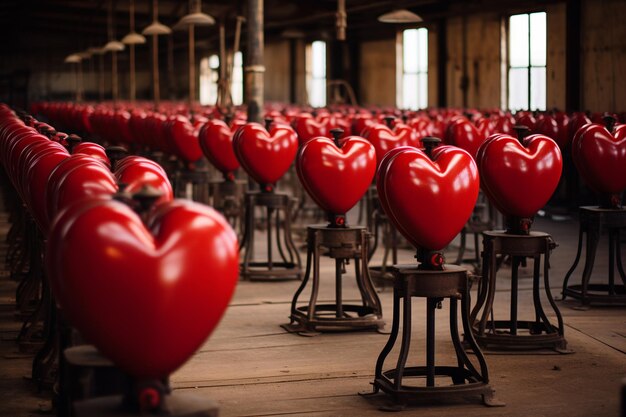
245;0;264;123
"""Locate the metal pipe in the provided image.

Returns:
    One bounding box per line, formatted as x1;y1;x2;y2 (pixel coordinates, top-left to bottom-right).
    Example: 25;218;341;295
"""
245;0;264;123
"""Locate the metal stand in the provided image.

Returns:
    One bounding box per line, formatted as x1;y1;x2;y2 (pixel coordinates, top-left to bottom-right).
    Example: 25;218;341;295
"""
283;225;384;335
562;206;626;306
239;190;302;280
361;264;501;410
173;168;210;203
455;196;496;271
209;178;246;232
470;231;570;352
367;190;398;286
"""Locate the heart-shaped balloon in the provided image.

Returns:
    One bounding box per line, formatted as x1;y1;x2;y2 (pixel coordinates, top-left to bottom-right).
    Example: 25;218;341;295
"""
296;136;376;214
377;146;479;250
476;134;562;218
233;122;298;185
571;123;626;194
198;119;241;175
46;198;239;379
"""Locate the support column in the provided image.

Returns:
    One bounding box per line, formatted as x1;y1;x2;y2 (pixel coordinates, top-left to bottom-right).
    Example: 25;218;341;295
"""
565;0;581;112
245;0;264;123
437;18;447;108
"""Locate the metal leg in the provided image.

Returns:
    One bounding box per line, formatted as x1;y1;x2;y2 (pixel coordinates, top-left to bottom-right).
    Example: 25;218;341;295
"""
562;224;584;299
374;288;401;381
266;206;273;270
426;298;436;387
510;256;519;335
580;224;600;303
394;281;411;391
335;258;343;318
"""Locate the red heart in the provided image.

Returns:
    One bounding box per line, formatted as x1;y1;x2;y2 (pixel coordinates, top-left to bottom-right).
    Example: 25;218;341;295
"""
167;115;203;163
47;199;239;379
198;119;241;175
73;142;111;167
115;156;173;203
294;114;329;144
233;122;298;185
296;136;376;214
572;123;626;194
445;117;486;159
25;147;69;233
46;155;118;225
363;123;420;166
477;134;562;218
377;146;479;250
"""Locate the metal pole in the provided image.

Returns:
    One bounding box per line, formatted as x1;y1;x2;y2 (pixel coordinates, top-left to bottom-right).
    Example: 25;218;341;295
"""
112;51;118;103
245;0;264;123
153;35;160;108
129;0;136;103
189;24;195;106
99;54;105;101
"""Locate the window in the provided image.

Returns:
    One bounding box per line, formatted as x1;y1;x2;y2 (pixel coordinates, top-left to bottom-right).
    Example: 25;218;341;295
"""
199;55;219;105
199;52;243;106
306;41;326;107
399;28;428;110
507;12;546;111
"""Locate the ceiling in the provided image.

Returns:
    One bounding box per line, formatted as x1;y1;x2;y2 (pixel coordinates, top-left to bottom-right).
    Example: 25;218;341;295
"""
0;0;562;68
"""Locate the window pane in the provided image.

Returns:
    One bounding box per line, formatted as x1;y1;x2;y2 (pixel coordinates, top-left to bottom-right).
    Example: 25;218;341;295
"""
208;54;219;69
417;28;428;73
402;73;418;110
509;14;529;67
530;66;546;111
508;67;528;110
312;41;326;78
530;12;546;67
310;78;326;108
418;72;428;109
403;29;418;73
232;51;243;106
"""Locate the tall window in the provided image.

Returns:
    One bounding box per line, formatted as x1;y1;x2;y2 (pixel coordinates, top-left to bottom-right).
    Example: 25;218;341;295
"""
508;12;546;111
399;28;428;110
306;41;326;107
199;52;243;106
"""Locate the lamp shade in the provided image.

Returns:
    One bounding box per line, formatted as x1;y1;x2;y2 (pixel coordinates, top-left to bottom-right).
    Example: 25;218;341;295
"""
142;21;172;35
122;31;147;45
64;53;82;63
175;11;215;29
378;9;423;23
103;40;126;52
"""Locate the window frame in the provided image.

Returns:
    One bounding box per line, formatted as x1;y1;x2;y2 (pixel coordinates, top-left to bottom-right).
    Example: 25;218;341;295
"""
506;11;547;111
397;27;428;111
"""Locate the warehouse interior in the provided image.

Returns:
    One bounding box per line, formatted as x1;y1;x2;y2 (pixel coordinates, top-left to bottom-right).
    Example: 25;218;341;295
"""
0;0;625;416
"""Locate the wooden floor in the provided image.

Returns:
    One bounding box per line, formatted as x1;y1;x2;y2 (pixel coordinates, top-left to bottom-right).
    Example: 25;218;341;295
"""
0;208;625;417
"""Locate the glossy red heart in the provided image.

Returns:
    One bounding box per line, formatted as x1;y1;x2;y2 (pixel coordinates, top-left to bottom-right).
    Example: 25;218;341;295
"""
198;119;241;175
296;136;376;214
25;147;69;233
46;155;118;226
115;156;173;203
167;116;203;163
47;198;238;379
476;134;562;218
73;142;111;167
377;146;479;250
363;123;420;166
571;123;626;194
445;117;486;159
233;122;298;185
